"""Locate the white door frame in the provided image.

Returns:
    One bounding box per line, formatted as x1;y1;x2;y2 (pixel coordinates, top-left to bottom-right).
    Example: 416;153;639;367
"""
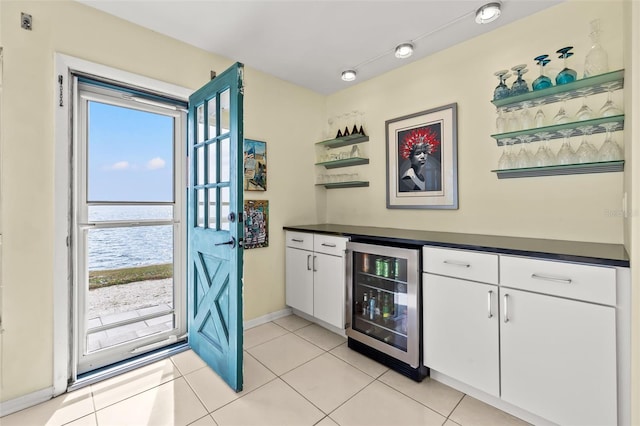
53;53;191;395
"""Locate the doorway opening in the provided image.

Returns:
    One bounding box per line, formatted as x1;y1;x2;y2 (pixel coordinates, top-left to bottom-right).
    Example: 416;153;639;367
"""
72;77;188;376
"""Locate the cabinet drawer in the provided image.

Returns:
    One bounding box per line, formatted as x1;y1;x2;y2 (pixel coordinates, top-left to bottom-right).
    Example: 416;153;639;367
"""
285;231;313;251
314;234;347;256
423;246;498;284
500;256;616;305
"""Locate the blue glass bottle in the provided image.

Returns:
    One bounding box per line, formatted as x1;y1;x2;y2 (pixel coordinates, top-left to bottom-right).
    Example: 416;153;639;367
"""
532;55;553;91
556;47;577;85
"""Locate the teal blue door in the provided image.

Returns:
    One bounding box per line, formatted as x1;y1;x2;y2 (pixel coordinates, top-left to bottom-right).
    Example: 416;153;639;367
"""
188;63;244;391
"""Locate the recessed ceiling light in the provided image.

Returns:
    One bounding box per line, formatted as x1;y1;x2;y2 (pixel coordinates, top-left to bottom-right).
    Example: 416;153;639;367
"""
341;70;357;82
475;2;502;24
395;43;414;59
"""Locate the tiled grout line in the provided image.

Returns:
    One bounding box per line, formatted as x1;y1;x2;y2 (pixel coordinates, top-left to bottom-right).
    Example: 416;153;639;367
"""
445;393;466;425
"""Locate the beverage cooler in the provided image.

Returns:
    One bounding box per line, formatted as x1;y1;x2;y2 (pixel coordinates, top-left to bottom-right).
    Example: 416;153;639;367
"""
346;241;427;381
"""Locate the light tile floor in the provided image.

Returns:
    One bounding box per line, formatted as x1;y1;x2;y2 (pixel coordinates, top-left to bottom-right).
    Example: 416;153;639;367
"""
2;315;530;426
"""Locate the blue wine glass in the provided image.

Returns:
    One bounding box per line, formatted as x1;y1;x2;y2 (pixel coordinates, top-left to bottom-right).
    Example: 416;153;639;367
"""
493;70;511;100
510;64;530;96
532;55;553;91
556;47;577;85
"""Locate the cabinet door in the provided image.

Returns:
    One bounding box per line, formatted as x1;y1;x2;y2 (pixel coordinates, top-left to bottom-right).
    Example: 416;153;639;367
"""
285;247;314;316
499;288;617;426
313;252;345;329
423;274;499;396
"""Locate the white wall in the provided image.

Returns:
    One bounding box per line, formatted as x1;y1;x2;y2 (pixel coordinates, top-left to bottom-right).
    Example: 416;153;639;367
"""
325;1;625;244
0;0;322;402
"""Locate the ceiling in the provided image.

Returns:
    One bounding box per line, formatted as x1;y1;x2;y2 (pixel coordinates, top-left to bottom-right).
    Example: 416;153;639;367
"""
77;0;563;95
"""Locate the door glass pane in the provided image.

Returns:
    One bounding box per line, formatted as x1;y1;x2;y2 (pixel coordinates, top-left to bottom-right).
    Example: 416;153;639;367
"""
220;89;230;134
208;188;217;229
208;142;217;184
196;189;205;228
197;104;204;143
89;205;173;222
87;101;174;202
196;146;205;186
221;186;230;231
207;97;217;138
86;224;174;352
221;137;230;183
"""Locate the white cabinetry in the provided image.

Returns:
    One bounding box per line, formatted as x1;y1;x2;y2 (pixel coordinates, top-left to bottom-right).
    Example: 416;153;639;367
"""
423;249;619;426
285;231;348;329
500;256;617;426
423;247;500;396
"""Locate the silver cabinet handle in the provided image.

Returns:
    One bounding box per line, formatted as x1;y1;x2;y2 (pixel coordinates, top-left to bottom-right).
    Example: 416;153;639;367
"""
487;290;493;319
307;254;312;271
443;260;471;268
321;243;336;247
313;255;317;272
292;238;304;243
503;294;509;323
531;273;572;284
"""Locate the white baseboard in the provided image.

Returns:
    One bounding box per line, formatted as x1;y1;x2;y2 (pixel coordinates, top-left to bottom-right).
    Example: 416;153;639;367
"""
244;308;292;330
0;387;53;417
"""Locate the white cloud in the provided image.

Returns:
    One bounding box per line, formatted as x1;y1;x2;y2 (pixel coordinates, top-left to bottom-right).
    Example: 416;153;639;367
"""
147;157;166;170
109;161;130;170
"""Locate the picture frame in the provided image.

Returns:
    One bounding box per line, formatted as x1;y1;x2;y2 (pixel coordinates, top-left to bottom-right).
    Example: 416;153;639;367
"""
243;199;269;249
385;103;458;209
244;139;267;191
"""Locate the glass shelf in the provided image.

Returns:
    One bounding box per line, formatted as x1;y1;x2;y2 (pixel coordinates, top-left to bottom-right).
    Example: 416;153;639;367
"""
315;157;369;169
315;134;369;149
315;181;369;189
492;160;624;179
491;115;624;146
491;69;624;110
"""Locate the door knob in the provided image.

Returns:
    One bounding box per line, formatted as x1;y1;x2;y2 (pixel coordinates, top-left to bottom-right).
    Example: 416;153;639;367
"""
227;212;235;223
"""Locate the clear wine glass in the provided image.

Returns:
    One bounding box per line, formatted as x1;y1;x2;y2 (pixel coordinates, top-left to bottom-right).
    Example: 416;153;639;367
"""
599;82;623;117
510;65;530;96
532;55;553;91
574;125;598;163
335;114;344;138
597;122;624;161
514;135;534;168
498;138;515;170
533;132;555;166
553;93;573;124
556;129;577;165
507;108;520;132
575;88;594;121
496;107;507;133
556;46;577;85
350;110;359;136
533;100;546;128
493;70;512;100
358;111;367;136
520;102;534;129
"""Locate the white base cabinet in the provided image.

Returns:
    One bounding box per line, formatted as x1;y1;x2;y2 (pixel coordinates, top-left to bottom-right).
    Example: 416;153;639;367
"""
285;231;347;329
423;247;619;426
499;287;617;426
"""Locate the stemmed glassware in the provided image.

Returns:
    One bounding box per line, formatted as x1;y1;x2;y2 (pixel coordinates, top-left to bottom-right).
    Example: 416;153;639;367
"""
574;126;598;163
599;82;623;117
532;132;555;167
514;135;534;168
532;55;553;91
553;93;572;124
497;138;516;170
519;102;533;130
597;122;624;161
556;47;577;85
507;108;520;132
533;100;546;127
358;111;366;136
496;107;507;133
510;64;530;96
584;19;609;77
350;110;359;136
575;88;594;121
493;70;512;100
556;129;577;165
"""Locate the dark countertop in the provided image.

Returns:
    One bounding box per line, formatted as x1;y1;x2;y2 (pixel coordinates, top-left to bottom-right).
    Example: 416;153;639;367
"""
283;224;630;267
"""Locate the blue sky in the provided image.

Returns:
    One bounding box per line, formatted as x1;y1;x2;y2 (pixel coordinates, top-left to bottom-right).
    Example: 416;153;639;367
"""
88;102;174;202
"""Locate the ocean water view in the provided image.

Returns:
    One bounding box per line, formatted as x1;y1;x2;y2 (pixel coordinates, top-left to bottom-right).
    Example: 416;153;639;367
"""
88;205;174;271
